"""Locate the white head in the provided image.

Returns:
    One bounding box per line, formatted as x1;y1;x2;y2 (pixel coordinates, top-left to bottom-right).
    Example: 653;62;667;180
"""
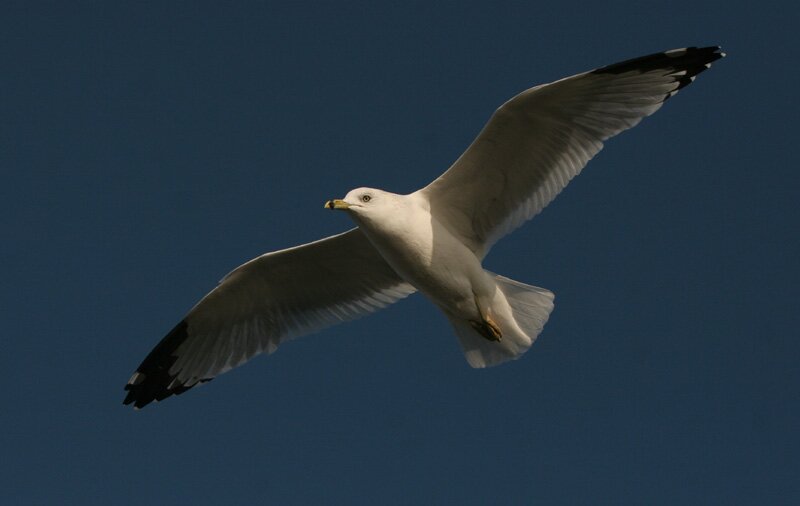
325;187;404;225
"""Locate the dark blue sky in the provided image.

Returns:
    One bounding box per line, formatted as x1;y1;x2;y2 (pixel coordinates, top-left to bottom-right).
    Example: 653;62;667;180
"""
3;1;797;504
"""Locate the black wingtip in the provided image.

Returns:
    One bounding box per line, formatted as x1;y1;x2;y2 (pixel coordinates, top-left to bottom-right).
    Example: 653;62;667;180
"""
592;46;725;100
593;46;724;75
123;320;211;409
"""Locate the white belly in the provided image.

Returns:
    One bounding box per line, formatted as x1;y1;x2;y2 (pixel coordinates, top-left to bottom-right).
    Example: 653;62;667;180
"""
357;212;493;320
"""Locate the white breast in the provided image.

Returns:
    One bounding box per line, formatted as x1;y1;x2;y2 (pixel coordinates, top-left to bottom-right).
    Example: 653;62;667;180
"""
354;194;490;320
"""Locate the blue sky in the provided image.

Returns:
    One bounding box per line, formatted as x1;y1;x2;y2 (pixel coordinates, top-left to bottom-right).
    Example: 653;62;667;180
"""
2;1;798;504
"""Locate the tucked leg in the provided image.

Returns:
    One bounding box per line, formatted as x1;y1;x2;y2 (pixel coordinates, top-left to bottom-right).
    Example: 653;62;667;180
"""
469;314;503;342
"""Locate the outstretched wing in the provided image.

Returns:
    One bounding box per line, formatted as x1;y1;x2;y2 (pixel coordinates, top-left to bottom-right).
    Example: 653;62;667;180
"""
123;228;415;408
419;46;724;257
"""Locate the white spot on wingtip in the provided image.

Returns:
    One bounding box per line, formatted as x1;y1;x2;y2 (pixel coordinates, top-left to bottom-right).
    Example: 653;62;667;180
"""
128;372;145;385
665;48;687;57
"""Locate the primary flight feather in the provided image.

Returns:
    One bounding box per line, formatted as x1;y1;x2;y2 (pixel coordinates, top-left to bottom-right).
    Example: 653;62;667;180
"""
124;46;724;408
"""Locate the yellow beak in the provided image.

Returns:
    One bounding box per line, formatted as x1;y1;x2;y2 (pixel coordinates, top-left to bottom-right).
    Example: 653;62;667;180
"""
325;199;350;210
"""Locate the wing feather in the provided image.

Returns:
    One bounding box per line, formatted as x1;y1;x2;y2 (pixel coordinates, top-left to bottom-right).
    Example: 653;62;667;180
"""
419;46;724;257
123;228;415;408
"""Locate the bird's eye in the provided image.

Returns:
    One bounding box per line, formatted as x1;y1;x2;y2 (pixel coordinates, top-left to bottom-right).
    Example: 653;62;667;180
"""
361;194;372;203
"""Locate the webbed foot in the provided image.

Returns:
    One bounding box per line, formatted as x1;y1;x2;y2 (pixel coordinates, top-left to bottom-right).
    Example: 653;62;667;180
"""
469;315;503;342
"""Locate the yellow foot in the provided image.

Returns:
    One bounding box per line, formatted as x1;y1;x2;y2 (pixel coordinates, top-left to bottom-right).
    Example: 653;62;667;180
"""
469;315;503;342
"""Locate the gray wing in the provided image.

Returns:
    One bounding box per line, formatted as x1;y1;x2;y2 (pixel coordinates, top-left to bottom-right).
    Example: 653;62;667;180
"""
123;228;415;408
419;47;724;257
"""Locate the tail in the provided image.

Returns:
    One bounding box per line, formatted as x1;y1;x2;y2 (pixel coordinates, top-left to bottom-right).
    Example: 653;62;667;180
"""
448;274;554;368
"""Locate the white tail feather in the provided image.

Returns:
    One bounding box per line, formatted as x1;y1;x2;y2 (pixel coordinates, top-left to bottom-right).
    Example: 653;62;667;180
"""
449;274;554;368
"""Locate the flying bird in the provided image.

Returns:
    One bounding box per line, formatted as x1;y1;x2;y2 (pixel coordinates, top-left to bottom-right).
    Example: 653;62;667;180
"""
124;46;724;408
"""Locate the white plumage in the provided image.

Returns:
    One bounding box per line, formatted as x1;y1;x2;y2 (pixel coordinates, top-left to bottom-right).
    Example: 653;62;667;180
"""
125;46;724;408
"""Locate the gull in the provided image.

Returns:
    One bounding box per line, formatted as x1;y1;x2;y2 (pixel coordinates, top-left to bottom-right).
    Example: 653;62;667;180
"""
124;46;724;408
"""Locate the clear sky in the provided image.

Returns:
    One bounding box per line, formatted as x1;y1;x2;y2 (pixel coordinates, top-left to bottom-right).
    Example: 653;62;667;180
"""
2;1;797;504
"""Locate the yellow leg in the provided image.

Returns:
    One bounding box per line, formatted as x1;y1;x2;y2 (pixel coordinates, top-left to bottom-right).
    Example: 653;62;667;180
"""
469;314;503;342
469;293;503;342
